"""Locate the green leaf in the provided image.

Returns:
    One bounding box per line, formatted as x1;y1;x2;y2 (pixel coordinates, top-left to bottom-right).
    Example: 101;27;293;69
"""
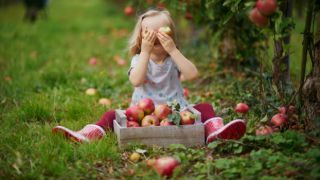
173;113;181;126
223;0;235;6
136;149;147;154
260;28;273;34
260;115;268;122
170;144;187;150
234;146;243;154
223;11;235;25
167;114;174;122
208;141;222;148
206;0;222;8
190;114;197;119
283;44;292;53
279;17;292;31
174;103;180;112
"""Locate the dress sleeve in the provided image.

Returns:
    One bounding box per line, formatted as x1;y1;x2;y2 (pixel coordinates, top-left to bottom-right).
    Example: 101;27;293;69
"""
127;54;140;76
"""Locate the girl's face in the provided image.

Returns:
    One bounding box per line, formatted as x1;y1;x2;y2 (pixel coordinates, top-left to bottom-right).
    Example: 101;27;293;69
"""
141;14;171;55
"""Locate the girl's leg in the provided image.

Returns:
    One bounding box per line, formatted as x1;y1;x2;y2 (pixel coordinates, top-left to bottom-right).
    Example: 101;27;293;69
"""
192;103;216;123
95;111;116;131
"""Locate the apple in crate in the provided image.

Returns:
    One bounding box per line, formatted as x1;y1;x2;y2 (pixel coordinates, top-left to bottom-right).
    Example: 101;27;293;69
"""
138;98;155;115
127;121;140;127
141;115;159;127
179;111;195;125
126;105;144;123
255;126;274;136
85;88;98;96
270;113;288;127
154;104;172;120
160;118;175;126
154;157;180;177
279;105;296;116
235;103;249;114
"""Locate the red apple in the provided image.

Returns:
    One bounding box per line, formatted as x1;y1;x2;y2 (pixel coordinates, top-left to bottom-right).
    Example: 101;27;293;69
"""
279;105;296;116
249;7;269;27
127;121;140;127
141;28;149;38
154;157;180;177
183;89;190;98
117;59;127;66
154;104;172;120
126;105;144;123
85;88;98;95
113;55;120;62
147;0;153;4
179;111;195;125
235;103;250;114
138;98;155;115
5;77;12;81
255;126;274;136
160;118;175;126
157;4;164;9
257;0;277;16
185;12;193;20
141;115;160;127
158;26;171;36
130;152;140;162
89;58;98;66
98;98;111;106
270;113;289;127
124;6;134;16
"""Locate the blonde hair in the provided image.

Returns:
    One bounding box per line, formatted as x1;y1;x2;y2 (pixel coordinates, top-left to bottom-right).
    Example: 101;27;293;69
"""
128;9;180;57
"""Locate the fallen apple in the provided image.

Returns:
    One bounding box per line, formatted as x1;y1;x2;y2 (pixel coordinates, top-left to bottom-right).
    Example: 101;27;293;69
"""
126;105;145;123
141;115;160;127
249;7;269;27
179;111;195;125
124;6;134;16
234;103;250;114
130;152;140;162
270;113;289;127
85;88;98;96
117;59;127;66
127;121;140;127
98;98;111;106
157;4;164;9
255;126;274;136
185;12;193;20
5;77;12;81
138;98;155;115
154;157;180;177
257;0;277;16
146;158;156;167
183;89;190;98
279;105;296;116
154;104;172;120
89;58;98;66
158;26;171;36
160;118;175;126
113;55;120;62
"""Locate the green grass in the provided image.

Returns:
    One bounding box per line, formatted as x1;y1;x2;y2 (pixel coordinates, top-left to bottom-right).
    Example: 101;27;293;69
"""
1;0;318;179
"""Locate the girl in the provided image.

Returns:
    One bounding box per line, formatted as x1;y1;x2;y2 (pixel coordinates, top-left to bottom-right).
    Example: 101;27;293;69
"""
52;9;246;143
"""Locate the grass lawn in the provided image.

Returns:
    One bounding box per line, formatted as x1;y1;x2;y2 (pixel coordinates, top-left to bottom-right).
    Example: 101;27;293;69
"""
1;0;319;179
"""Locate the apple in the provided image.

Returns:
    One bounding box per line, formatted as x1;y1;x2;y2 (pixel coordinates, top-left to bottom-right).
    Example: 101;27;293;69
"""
124;6;134;16
235;103;250;114
154;104;172;120
279;105;296;116
126;105;145;123
141;28;149;38
147;158;156;167
154;157;180;177
179;111;195;125
185;12;193;20
117;59;127;66
141;115;160;127
255;126;274;136
160;118;175;126
5;77;12;81
113;55;120;62
98;98;111;106
249;7;269;28
270;113;289;127
138;98;155;115
257;0;277;16
85;88;98;95
157;4;164;9
89;58;98;66
130;152;140;162
127;121;140;127
183;89;190;98
158;26;171;36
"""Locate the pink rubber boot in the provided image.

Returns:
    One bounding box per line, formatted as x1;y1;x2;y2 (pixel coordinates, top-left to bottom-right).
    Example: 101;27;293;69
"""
52;124;106;143
204;117;246;144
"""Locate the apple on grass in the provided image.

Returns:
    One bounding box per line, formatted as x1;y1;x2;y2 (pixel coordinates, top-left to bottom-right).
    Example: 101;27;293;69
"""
270;113;289;127
160;118;175;126
257;0;277;16
124;6;134;16
279;105;296;116
179;111;195;125
256;126;274;136
89;58;98;66
154;104;172;120
138;98;155;115
249;7;269;28
130;152;140;162
98;98;111;106
117;59;126;66
146;158;156;167
126;105;144;123
158;26;171;36
154;157;180;177
85;88;98;96
141;115;159;127
185;12;193;20
235;103;250;114
127;121;140;127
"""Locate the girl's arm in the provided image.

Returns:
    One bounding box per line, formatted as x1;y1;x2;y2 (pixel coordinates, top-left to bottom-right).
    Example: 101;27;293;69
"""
129;30;156;87
157;32;198;81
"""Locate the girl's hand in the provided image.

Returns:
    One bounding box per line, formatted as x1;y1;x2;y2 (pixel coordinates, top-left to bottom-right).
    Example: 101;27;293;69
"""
157;31;177;55
141;30;156;55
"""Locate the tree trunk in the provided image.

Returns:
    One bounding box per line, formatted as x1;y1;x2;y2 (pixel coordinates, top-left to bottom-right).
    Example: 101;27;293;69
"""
302;12;320;119
273;1;293;85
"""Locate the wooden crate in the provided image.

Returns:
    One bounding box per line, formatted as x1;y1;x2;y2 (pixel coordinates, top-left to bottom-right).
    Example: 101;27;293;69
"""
113;106;205;148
